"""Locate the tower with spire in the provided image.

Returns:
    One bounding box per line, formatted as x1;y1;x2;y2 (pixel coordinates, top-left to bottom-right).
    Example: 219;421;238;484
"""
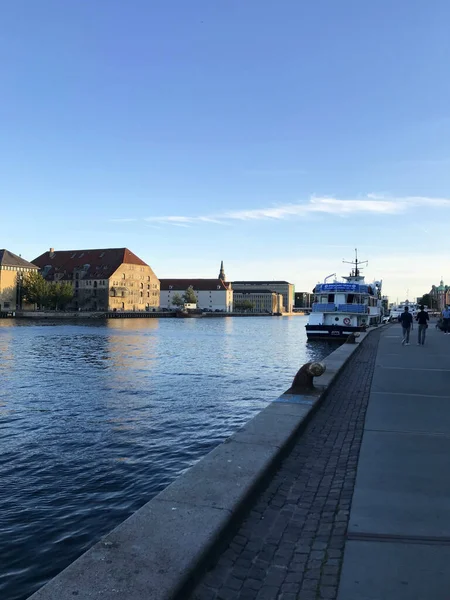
218;260;226;282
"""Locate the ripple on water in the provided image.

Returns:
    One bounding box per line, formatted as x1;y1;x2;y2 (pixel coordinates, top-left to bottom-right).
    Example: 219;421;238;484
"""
0;316;339;600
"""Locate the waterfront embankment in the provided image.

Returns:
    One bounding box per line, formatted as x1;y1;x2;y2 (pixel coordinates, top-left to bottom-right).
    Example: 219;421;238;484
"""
27;329;372;600
6;310;287;320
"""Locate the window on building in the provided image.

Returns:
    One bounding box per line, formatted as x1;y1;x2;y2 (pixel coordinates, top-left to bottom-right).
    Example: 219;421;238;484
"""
122;273;126;279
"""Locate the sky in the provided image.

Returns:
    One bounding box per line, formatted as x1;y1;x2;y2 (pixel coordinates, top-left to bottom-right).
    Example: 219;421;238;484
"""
1;0;450;302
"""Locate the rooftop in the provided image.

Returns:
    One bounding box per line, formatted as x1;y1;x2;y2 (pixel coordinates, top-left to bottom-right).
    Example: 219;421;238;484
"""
160;279;231;291
232;280;291;285
32;248;150;280
234;289;279;295
0;249;38;269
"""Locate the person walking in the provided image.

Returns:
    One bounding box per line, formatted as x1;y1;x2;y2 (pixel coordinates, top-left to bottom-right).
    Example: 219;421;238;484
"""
416;305;429;345
399;305;413;345
442;306;450;334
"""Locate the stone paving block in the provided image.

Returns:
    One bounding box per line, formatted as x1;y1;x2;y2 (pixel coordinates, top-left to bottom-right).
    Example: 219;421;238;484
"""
371;365;449;396
349;430;450;538
338;540;450;600
366;391;450;434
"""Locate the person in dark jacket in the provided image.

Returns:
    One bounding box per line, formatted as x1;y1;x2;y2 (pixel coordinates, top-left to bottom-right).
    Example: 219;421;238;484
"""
415;305;429;345
399;306;413;345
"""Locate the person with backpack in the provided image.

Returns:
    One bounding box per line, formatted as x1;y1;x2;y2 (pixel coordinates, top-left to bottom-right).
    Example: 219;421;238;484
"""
399;305;413;345
415;305;429;345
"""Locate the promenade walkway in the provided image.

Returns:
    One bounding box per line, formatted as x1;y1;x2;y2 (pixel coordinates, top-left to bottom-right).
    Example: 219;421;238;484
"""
191;330;381;600
338;322;450;599
191;323;450;600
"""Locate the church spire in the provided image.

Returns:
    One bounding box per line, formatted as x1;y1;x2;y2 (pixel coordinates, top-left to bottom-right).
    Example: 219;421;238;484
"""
218;260;226;281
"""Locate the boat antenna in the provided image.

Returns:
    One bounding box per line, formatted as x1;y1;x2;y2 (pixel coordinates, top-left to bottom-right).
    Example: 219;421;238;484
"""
324;273;336;283
343;248;368;277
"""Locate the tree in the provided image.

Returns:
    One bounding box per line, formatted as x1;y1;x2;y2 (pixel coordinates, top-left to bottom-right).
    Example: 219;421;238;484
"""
234;300;256;312
418;294;432;309
22;272;51;308
183;286;197;304
48;281;74;310
170;292;184;308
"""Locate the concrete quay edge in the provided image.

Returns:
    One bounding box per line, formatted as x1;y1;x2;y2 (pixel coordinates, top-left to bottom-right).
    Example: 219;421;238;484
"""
28;328;378;600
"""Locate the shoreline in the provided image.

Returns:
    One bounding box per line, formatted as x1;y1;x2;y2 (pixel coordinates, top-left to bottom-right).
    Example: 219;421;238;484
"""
1;310;293;320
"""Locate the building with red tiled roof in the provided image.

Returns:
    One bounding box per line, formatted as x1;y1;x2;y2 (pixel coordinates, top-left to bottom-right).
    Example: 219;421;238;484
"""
32;248;160;312
159;264;233;312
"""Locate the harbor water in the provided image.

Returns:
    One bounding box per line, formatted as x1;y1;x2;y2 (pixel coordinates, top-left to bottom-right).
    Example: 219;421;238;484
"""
0;316;339;600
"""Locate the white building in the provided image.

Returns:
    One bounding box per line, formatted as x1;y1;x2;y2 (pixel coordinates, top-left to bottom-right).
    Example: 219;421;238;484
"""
159;278;233;312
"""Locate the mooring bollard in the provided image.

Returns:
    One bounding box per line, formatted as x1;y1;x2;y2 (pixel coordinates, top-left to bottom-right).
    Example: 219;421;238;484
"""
345;332;361;344
290;361;326;392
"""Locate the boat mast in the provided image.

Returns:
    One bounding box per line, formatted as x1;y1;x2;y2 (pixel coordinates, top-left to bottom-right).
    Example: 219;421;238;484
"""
343;248;367;277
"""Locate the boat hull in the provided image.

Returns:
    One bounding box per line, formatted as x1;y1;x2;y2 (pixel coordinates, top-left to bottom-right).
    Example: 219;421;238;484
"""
305;324;366;340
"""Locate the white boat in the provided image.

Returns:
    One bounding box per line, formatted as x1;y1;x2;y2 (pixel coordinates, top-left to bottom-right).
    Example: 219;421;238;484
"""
306;251;383;340
389;301;419;321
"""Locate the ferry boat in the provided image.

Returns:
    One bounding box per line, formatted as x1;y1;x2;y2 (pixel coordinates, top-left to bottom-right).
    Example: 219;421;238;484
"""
306;251;383;340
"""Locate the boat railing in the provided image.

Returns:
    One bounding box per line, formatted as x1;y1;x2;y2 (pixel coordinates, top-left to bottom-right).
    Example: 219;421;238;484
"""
311;303;336;312
311;303;370;313
337;304;368;314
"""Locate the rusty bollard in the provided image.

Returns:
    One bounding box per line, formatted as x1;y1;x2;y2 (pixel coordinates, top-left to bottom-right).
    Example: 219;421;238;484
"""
345;332;361;344
289;361;326;393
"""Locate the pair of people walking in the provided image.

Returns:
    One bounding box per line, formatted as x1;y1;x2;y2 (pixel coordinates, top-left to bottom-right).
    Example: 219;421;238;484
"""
399;305;429;346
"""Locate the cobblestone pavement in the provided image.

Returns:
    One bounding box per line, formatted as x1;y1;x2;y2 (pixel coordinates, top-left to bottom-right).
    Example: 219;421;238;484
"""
190;331;381;600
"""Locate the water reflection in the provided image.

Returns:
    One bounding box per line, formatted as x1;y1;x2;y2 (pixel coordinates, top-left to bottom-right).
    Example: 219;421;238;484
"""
0;316;339;600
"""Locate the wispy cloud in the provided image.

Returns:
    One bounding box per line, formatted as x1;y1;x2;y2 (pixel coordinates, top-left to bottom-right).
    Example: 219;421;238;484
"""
114;194;450;227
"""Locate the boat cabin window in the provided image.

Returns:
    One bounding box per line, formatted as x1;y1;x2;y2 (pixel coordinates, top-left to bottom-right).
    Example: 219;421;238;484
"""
347;294;355;303
327;294;335;303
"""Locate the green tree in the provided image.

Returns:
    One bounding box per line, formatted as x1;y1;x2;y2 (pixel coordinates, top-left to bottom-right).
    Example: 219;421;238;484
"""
418;294;432;309
183;286;197;304
170;292;184;308
234;300;256;312
22;271;51;308
49;281;74;310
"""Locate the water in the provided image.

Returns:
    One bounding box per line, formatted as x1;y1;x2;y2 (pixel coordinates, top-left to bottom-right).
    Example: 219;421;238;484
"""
0;316;338;600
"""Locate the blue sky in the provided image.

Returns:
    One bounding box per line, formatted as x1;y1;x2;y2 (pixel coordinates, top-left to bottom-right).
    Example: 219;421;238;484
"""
2;1;450;301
